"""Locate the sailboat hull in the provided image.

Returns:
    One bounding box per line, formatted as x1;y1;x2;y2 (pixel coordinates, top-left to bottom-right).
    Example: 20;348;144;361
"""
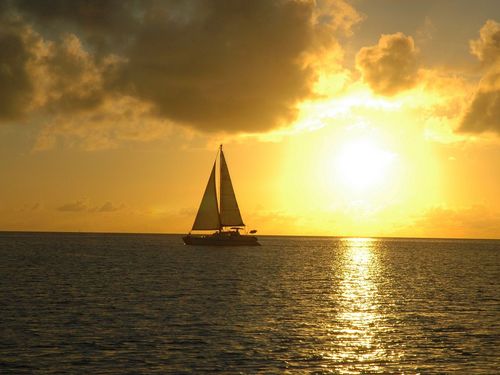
183;232;260;246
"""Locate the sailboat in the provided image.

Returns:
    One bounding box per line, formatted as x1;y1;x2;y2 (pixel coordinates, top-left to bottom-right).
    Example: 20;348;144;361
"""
183;145;260;246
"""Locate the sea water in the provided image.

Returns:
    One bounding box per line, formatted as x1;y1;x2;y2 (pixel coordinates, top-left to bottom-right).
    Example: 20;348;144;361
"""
0;232;498;373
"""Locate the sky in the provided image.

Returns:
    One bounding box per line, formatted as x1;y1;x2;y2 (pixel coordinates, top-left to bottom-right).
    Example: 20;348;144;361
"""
1;0;500;238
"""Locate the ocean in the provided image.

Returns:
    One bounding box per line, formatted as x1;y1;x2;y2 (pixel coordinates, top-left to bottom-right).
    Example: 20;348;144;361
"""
0;232;498;373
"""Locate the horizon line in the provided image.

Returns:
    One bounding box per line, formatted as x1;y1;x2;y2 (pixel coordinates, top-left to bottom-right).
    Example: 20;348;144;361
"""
0;230;499;242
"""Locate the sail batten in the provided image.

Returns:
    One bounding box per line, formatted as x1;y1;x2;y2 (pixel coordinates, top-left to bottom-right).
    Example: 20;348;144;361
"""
191;161;221;230
219;149;245;227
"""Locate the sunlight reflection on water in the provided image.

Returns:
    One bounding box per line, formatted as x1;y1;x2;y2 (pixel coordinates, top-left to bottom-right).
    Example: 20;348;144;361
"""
329;238;396;373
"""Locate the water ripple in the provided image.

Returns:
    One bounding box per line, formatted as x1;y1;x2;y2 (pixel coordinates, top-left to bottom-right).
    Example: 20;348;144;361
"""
0;233;499;373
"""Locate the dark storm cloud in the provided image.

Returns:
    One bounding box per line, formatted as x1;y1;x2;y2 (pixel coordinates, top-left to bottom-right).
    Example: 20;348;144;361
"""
121;0;316;131
459;20;500;134
14;0;137;55
356;32;419;96
1;0;359;133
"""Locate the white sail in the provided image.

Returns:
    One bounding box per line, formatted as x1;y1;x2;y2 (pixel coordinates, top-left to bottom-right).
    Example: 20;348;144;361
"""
192;161;221;230
219;149;245;227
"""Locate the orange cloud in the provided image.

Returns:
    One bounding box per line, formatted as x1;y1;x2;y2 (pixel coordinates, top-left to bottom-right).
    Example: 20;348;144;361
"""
470;19;500;66
33;95;172;151
459;20;500;134
356;32;419;96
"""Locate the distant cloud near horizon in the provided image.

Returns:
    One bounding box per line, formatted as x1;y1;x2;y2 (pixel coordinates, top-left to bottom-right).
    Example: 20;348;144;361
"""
57;200;123;213
57;200;89;212
0;0;361;136
356;32;420;96
412;205;500;239
97;202;123;213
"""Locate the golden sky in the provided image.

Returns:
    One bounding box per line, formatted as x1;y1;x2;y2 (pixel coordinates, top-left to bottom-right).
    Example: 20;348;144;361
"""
1;0;500;238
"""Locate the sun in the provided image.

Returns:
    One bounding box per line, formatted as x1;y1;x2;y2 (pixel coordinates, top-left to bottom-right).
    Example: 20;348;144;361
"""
335;138;395;191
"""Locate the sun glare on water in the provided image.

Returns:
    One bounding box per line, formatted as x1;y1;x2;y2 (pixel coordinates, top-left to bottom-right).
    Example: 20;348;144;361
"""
336;138;395;191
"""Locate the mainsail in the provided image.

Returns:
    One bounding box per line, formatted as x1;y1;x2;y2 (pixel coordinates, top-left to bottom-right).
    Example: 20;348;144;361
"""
191;146;245;231
191;161;221;230
220;149;245;227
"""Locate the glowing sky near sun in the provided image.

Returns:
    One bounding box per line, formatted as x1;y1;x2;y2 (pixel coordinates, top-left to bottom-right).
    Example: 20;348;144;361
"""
1;0;500;238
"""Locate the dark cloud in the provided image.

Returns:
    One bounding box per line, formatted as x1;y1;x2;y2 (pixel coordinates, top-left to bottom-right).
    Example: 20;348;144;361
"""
459;20;500;134
15;0;137;56
0;15;121;121
0;27;33;121
356;32;419;96
1;0;360;134
35;35;100;113
121;0;315;132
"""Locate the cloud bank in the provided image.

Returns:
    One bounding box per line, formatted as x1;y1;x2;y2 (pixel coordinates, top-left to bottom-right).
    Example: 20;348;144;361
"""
356;32;419;96
0;0;361;138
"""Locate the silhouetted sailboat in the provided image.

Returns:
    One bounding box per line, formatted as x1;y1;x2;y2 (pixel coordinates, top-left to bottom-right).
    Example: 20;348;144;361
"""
183;145;260;246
